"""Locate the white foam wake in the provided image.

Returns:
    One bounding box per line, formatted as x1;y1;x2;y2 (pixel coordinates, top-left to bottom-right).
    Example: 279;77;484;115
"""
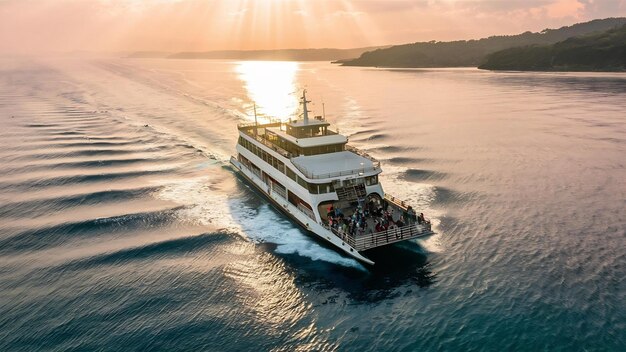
156;175;364;269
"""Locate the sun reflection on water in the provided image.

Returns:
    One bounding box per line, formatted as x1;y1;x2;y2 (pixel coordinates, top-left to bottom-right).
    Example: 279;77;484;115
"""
236;61;299;121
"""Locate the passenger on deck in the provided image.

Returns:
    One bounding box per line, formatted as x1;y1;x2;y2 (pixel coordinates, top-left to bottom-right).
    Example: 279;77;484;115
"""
358;222;365;236
366;222;374;234
375;220;383;232
327;196;424;238
407;206;417;224
381;218;389;230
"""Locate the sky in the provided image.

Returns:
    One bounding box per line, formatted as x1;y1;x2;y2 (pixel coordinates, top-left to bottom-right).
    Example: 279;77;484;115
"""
1;0;625;54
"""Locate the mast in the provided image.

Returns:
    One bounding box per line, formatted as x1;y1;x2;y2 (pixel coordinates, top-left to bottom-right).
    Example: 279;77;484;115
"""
253;103;258;137
301;90;310;125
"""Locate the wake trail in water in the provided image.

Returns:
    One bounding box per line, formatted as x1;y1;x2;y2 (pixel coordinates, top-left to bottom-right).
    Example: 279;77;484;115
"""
0;59;367;270
156;176;365;269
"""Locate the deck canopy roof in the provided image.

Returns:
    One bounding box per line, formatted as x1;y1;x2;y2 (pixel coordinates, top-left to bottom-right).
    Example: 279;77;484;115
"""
287;119;329;128
291;151;379;179
266;127;347;148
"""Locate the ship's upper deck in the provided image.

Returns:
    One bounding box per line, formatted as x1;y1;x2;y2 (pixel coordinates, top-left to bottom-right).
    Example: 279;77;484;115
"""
236;90;381;179
292;151;378;179
266;126;347;148
237;114;348;155
238;120;381;179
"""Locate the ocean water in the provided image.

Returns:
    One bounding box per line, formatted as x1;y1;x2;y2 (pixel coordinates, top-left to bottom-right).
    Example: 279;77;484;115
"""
0;58;624;351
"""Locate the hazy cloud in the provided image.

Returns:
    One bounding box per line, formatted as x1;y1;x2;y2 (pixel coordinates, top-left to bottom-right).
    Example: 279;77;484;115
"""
349;0;431;12
329;10;366;18
577;0;626;18
0;0;624;54
456;0;556;13
293;10;308;17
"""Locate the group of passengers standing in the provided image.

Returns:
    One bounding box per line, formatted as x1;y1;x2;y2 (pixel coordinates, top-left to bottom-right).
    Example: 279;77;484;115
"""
326;197;428;237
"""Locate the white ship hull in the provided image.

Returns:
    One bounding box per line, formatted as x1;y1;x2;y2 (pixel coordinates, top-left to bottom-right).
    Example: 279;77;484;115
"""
229;90;434;266
230;156;376;265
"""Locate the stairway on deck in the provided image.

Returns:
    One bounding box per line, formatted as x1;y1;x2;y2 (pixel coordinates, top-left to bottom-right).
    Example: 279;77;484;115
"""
335;184;366;201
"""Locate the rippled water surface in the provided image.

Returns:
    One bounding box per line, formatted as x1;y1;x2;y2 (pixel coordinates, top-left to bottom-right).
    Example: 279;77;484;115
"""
1;58;625;351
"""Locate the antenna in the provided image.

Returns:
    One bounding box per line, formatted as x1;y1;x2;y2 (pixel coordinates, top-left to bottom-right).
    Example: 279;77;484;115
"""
253;103;258;137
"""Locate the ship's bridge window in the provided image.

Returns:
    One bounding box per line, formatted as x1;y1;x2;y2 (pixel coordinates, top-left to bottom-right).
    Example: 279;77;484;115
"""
302;143;346;156
306;182;334;194
287;125;329;138
341;178;365;188
365;175;378;186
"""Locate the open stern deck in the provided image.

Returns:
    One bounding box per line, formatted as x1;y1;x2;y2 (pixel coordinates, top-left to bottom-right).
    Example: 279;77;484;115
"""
321;194;435;252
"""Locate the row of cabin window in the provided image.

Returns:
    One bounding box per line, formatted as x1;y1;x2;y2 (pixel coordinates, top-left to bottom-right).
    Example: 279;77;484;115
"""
283;143;346;156
239;137;285;173
262;131;345;156
238;153;315;216
239;137;335;194
300;144;345;156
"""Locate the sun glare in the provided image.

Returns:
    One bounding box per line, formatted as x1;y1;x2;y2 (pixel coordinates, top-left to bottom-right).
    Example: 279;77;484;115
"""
236;61;300;121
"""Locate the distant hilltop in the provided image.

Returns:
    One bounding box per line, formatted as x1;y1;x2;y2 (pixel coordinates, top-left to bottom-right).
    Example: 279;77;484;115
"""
479;24;626;72
126;51;170;59
338;17;626;69
127;47;388;61
125;17;626;72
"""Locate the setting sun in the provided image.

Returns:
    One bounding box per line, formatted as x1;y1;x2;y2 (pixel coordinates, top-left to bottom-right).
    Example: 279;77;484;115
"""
236;61;299;120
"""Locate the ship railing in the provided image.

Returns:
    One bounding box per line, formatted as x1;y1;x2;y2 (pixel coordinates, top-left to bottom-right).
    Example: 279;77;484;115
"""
323;222;432;252
384;193;432;225
238;124;295;159
346;145;380;166
237;119;283;130
294;165;381;180
271;185;287;200
297;204;316;221
239;157;316;222
246;134;293;159
321;223;357;248
353;223;432;251
250;166;262;179
384;194;411;211
237;121;258;129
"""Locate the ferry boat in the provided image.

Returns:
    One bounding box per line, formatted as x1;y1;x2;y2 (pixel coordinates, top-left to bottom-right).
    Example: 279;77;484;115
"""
230;91;434;265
